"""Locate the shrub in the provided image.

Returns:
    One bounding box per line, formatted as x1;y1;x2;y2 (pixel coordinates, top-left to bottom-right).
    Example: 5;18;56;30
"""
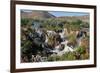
61;52;76;60
80;37;89;50
67;33;77;48
47;55;60;61
21;18;29;26
76;46;85;54
47;52;76;61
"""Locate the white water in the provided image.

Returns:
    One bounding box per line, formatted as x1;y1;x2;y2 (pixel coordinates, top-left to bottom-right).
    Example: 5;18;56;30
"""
53;40;74;56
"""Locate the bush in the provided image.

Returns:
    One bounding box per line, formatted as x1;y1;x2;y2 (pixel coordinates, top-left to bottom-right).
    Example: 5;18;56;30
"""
47;55;60;61
61;52;76;60
67;33;77;47
75;46;89;60
21;18;29;26
76;46;85;54
80;37;89;50
47;52;76;61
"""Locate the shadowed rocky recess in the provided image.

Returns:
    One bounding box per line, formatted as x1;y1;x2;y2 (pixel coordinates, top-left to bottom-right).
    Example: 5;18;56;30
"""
21;11;90;63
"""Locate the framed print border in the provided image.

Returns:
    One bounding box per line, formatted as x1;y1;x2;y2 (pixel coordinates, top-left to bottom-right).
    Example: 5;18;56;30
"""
10;0;97;73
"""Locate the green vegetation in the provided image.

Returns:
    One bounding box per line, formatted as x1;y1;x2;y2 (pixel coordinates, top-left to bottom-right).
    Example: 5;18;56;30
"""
21;17;90;62
47;52;76;61
21;18;29;26
67;33;77;47
76;46;85;54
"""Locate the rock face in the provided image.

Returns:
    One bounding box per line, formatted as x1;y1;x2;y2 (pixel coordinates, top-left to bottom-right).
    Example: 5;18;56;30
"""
21;10;55;19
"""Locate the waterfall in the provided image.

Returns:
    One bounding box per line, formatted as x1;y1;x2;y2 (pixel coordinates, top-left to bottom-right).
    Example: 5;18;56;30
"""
52;40;74;56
